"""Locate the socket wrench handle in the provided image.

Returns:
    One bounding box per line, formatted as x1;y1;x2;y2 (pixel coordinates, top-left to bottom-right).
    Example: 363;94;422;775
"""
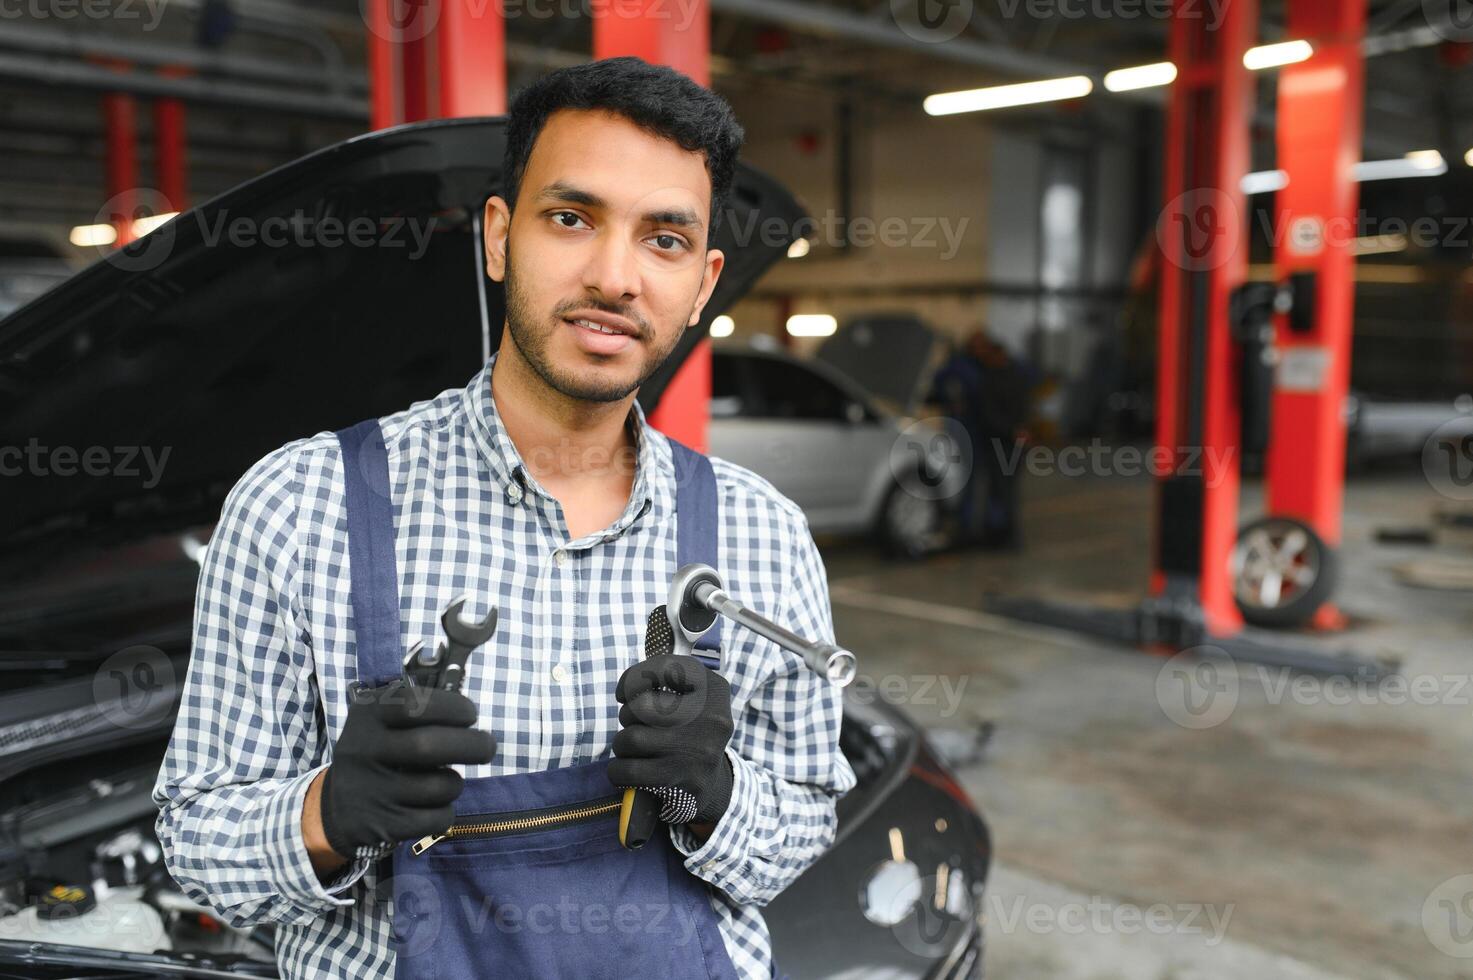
667;563;857;687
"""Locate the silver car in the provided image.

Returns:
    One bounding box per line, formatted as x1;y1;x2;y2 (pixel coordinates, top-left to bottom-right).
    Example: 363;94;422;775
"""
710;337;964;558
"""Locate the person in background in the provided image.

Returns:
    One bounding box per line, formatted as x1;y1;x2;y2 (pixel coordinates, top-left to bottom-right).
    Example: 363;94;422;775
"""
928;327;1032;550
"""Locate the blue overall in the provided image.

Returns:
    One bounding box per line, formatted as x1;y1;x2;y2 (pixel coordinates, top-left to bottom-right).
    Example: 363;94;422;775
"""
335;419;739;980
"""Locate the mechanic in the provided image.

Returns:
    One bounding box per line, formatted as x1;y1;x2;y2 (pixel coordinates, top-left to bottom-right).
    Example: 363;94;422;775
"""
152;57;855;980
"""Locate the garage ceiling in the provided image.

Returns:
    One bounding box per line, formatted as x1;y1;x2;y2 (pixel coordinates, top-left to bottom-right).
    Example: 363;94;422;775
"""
0;0;1466;228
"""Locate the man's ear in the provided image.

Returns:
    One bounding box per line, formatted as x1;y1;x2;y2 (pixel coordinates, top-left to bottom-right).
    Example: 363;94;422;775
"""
685;248;725;328
483;196;510;282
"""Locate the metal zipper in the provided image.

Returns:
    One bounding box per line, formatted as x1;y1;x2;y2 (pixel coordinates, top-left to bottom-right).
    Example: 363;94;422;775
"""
412;796;621;856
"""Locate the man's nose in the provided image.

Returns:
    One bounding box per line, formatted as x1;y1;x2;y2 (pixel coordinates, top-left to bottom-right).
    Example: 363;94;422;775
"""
581;227;641;303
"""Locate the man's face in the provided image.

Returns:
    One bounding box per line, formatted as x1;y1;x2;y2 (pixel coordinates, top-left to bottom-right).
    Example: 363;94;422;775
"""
483;108;725;403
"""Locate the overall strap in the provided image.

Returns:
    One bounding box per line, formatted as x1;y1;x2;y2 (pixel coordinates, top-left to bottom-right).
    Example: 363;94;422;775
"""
667;437;722;654
335;419;405;687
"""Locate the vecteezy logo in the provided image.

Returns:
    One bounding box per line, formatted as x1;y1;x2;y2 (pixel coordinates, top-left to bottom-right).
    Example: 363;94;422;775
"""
890;418;972;502
1424;874;1473;958
890;870;972;957
94;645;176;730
1423;0;1473;42
1422;417;1473;501
361;0;439;43
891;0;973;44
1156;188;1241;272
1154;646;1239;730
93;187;179;273
389;872;444;958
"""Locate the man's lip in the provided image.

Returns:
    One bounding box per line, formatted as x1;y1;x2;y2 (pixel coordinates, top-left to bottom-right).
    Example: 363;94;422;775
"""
563;311;638;336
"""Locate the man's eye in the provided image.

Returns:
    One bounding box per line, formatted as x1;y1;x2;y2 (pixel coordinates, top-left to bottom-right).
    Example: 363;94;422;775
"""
552;211;587;229
650;233;688;253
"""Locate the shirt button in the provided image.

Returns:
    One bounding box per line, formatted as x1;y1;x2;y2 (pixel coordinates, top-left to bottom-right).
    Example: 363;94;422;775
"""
551;664;569;683
553;549;567;566
506;482;523;504
702;861;717;874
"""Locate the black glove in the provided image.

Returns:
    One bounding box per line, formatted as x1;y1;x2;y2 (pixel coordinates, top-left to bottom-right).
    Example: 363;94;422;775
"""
608;654;735;825
320;679;497;858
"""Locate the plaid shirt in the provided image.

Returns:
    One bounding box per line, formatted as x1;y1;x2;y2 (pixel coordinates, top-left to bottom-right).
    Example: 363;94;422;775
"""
152;351;855;980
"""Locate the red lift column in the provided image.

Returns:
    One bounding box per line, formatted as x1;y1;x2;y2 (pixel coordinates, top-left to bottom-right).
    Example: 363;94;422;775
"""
437;0;506;117
594;4;713;452
155;67;190;213
1265;0;1367;629
1151;0;1258;637
103;88;138;247
366;0;506;127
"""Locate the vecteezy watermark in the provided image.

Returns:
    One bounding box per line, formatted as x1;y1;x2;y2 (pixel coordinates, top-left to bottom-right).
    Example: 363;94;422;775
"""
1156;648;1459;730
891;418;973;503
1157;187;1245;272
984;893;1235;946
992;0;1224;30
723;208;971;262
374;876;704;957
847;673;969;717
361;0;703;42
94;645;177;731
0;0;168;29
1155;646;1240;730
91;188;440;274
993;440;1239;488
891;0;974;44
0;884;170;942
1425;874;1473;958
1422;414;1473;502
0;440;171;488
1423;0;1473;43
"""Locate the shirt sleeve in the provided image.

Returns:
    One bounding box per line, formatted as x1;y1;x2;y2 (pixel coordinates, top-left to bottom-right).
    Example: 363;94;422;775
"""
670;510;857;906
151;446;377;927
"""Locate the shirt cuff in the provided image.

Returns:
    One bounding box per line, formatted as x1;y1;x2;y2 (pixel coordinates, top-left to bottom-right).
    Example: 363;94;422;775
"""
668;746;761;904
263;765;377;913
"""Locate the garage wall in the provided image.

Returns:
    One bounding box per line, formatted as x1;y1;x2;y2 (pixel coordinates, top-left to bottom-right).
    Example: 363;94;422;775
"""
718;87;992;356
718;86;1148;401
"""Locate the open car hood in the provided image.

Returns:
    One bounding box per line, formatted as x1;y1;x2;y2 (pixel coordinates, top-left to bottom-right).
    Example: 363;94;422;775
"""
813;313;943;415
0;117;804;562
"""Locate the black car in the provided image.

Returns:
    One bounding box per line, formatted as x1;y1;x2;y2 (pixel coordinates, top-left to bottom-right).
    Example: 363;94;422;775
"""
0;118;989;979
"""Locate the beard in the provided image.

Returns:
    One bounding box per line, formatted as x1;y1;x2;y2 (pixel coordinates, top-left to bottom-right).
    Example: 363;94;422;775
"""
502;244;689;404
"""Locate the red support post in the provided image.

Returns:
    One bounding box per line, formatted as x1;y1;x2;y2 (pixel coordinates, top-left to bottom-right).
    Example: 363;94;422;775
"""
594;0;713;451
1151;0;1259;634
366;0;400;130
401;14;432;123
103;88;138;247
437;0;506;117
1265;0;1367;629
154;67;189;212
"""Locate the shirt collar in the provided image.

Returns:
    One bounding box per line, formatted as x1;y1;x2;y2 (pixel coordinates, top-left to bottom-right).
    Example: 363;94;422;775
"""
463;350;659;536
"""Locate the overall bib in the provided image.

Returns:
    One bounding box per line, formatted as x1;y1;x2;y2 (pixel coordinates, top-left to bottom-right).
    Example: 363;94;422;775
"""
336;419;740;980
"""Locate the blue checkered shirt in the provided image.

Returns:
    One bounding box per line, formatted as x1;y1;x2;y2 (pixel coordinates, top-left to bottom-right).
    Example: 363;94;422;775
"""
152;351;855;979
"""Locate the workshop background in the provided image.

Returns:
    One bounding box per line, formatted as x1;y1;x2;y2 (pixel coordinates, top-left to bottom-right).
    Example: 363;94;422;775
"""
2;1;1473;979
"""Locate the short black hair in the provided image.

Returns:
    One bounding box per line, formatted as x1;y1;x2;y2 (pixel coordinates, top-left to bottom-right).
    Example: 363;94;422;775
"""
502;56;745;242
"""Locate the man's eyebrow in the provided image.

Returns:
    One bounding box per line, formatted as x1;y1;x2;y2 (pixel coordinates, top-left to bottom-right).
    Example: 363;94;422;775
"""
534;181;604;209
534;181;704;230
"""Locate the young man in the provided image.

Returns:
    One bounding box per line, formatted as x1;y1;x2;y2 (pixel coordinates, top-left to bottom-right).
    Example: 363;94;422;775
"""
153;57;854;979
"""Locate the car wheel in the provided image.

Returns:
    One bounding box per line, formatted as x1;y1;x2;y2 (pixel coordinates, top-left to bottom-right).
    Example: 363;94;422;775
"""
877;478;943;560
1230;516;1338;628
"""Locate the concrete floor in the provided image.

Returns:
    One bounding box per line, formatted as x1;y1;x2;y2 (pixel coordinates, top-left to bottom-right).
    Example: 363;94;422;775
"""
816;461;1473;980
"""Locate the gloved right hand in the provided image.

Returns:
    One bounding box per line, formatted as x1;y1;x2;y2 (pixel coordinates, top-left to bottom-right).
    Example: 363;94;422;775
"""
320;679;497;859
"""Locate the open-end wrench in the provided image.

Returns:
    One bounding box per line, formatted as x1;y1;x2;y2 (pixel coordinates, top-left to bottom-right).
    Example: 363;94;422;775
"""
402;596;498;693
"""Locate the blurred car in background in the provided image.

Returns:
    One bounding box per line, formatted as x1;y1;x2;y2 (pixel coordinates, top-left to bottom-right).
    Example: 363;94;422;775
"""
712;332;962;559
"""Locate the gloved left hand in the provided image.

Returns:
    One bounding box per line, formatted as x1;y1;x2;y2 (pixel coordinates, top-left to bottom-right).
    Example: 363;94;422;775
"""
609;654;735;825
